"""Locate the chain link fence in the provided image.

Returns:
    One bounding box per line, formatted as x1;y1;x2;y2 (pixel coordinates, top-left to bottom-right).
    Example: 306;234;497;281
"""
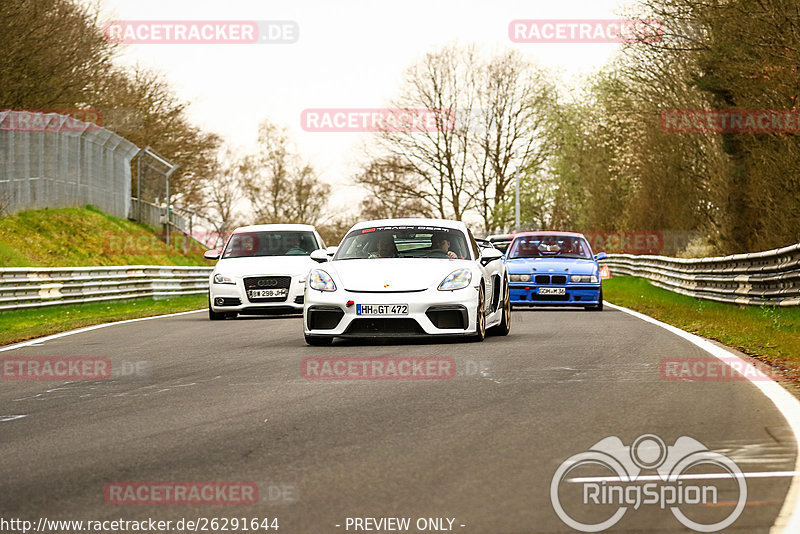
0;111;195;247
0;110;138;218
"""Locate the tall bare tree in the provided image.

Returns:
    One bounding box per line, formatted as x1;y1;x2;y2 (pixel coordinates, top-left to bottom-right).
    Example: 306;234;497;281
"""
240;120;330;225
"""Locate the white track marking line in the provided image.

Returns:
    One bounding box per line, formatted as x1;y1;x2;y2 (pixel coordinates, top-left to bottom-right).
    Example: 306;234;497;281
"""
0;309;205;352
569;471;800;483
605;301;800;533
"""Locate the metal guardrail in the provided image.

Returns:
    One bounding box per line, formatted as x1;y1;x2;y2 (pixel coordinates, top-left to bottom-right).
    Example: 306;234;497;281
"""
601;243;800;306
0;266;213;311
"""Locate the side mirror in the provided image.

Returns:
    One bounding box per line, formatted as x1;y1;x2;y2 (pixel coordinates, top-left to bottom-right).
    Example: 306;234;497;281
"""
310;249;329;263
325;246;338;256
204;249;221;260
480;248;503;265
594;252;607;261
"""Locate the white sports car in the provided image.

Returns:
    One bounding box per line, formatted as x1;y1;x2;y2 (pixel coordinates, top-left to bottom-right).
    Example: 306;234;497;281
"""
205;224;326;319
302;218;511;345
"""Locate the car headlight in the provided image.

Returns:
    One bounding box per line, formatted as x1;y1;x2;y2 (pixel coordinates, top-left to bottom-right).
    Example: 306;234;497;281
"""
308;269;336;291
213;273;235;285
438;268;472;291
509;274;531;282
571;274;599;283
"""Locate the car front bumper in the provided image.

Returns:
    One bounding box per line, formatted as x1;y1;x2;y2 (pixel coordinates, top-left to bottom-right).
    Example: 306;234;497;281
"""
303;285;480;338
209;274;306;314
509;283;601;306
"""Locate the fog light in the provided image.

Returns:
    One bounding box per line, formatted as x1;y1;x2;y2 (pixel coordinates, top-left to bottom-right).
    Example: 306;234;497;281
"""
214;297;224;306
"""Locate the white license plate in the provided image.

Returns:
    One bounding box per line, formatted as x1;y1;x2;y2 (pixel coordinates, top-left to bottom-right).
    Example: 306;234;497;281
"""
356;304;409;316
248;289;288;298
538;287;566;296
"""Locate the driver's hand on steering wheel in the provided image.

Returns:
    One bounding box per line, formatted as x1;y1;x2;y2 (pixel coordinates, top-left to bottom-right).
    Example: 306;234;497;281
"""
446;250;457;259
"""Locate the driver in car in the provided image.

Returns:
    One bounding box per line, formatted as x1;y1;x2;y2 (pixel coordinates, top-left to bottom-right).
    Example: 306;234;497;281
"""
430;232;458;259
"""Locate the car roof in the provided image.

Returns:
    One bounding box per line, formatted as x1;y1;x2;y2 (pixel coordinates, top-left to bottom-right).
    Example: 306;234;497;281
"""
511;231;587;239
232;224;317;233
350;218;468;233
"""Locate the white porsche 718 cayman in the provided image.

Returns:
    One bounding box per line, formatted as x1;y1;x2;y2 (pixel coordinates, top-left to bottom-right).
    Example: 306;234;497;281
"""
302;218;511;345
205;224;326;319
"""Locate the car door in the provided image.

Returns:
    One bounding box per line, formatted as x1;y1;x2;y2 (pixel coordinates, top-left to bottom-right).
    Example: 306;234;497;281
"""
467;229;501;313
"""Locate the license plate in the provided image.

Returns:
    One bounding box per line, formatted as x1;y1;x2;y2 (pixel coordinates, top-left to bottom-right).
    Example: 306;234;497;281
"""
248;289;288;298
356;304;409;316
538;287;566;296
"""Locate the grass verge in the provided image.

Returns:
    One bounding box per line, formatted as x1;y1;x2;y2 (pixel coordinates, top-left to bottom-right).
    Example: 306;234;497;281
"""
0;206;210;266
0;294;207;347
603;276;800;374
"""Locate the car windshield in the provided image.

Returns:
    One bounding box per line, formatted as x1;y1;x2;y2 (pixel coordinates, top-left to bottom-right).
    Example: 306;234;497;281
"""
334;226;470;260
222;231;319;258
508;235;592;259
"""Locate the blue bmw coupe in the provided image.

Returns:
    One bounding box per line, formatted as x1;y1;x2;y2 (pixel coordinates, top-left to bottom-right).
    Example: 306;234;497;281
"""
505;232;606;310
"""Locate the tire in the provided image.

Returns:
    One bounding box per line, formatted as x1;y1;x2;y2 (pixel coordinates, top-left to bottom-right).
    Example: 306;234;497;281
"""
208;297;226;321
471;285;486;342
487;278;511;336
586;288;604;311
305;333;333;346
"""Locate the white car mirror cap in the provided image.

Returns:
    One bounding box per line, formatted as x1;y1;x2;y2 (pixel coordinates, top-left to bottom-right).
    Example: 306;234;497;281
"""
204;249;220;260
480;248;503;264
310;249;329;263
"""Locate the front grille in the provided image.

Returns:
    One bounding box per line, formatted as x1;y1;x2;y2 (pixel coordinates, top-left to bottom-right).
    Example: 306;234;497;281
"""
532;294;570;301
307;306;344;330
533;274;567;285
243;276;291;302
426;306;468;330
344;318;425;336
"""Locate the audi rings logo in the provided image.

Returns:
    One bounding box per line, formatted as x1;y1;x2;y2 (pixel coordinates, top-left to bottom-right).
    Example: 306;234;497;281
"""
257;279;278;287
551;434;746;532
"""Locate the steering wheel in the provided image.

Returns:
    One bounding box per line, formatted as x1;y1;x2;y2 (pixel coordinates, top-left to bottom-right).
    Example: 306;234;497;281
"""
428;249;449;257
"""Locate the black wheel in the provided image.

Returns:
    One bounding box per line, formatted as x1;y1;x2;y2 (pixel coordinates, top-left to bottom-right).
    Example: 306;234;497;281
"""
208;296;226;320
488;278;511;336
586;288;604;311
471;285;486;342
305;333;333;346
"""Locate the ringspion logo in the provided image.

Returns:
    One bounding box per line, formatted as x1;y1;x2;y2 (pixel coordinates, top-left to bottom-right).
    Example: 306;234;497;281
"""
551;434;746;532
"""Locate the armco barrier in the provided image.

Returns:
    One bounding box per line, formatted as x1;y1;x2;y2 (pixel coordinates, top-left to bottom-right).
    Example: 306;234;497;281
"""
601;243;800;306
0;266;213;311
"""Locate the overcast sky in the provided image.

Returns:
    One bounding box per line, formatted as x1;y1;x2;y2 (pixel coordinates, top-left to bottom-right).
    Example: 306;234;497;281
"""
93;0;632;213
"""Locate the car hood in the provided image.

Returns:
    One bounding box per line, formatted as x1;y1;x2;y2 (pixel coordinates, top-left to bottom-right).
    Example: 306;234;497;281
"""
214;256;317;277
505;257;597;275
327;258;472;292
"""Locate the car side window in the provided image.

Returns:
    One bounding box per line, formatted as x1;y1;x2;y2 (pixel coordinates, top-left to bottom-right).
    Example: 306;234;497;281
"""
466;229;480;260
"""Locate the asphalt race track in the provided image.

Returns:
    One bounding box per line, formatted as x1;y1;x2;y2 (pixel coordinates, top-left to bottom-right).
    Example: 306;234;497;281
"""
0;307;797;533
